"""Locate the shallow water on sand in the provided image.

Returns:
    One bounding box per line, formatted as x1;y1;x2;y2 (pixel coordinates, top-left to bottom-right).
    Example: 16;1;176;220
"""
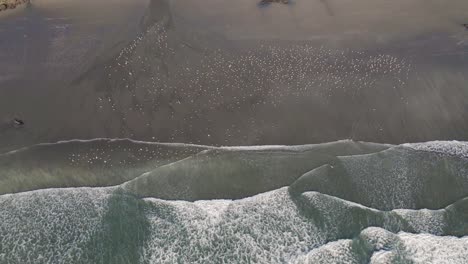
1;0;468;152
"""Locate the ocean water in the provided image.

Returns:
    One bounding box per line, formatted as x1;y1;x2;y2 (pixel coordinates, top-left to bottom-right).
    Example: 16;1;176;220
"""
1;139;467;263
1;0;468;262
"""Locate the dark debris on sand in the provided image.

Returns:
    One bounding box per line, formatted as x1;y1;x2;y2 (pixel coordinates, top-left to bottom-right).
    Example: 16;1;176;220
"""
258;0;289;6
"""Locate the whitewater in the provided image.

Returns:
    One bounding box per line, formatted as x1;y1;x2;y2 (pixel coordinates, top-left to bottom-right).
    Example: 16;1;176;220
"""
1;139;467;263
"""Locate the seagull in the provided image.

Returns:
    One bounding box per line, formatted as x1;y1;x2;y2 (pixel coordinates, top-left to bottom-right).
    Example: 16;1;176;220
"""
13;118;25;127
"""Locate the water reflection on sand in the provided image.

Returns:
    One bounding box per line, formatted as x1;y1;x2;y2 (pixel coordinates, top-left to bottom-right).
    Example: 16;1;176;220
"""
0;0;467;152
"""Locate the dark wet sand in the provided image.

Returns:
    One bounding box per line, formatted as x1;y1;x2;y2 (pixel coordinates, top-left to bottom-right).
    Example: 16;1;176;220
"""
1;0;468;152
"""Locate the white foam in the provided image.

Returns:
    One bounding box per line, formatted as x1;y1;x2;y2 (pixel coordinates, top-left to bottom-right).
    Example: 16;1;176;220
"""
193;199;232;223
370;250;396;264
143;188;325;263
0;138;214;156
295;227;468;264
0;187;113;263
403;141;468;159
393;208;446;235
398;232;468;264
1;138;386;156
1;186;467;263
292;239;357;264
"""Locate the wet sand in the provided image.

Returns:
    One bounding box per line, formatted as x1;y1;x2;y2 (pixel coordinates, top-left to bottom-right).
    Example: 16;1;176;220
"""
1;0;468;152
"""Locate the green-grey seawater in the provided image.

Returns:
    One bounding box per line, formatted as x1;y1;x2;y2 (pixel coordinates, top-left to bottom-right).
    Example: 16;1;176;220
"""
1;140;467;263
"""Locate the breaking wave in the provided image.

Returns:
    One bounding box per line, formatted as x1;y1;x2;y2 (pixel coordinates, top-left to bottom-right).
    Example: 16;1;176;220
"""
1;139;467;263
